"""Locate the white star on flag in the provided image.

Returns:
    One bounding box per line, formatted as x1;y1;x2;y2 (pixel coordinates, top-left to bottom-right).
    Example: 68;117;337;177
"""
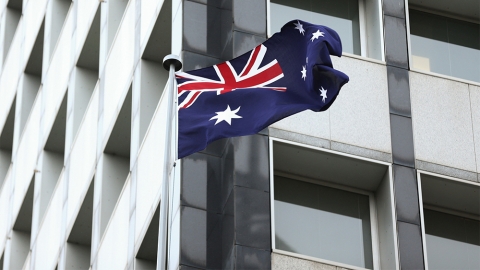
311;30;325;42
319;87;328;102
294;20;305;35
301;65;307;80
210;105;242;125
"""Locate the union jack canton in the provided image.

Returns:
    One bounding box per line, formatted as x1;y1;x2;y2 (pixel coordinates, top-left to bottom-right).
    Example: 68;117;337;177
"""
176;20;349;158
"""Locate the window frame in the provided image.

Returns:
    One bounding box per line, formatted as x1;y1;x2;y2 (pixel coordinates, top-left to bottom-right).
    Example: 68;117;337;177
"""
266;0;384;60
269;137;391;270
406;2;480;85
417;170;480;270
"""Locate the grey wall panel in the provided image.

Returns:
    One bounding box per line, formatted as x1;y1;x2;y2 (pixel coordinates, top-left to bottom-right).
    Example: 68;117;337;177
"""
270;109;330;143
232;0;266;36
383;0;405;19
181;153;223;213
390;114;415;167
221;190;235;268
393;165;420;224
221;139;234;209
387;66;411;117
410;72;477;173
183;0;232;59
182;50;222;72
233;135;269;192
180;206;222;269
397;221;425;270
232;30;266;58
199;138;230;158
330;56;391;154
180;206;207;268
234;186;270;250
235;245;271;269
384;15;408;69
469;84;480;174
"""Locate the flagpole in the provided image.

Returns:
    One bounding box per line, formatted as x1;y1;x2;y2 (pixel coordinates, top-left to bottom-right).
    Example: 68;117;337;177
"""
158;54;182;270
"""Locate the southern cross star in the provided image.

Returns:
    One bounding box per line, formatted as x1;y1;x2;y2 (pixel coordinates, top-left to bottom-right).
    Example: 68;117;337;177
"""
294;20;305;35
209;105;242;125
311;29;325;42
319;87;328;102
301;65;307;81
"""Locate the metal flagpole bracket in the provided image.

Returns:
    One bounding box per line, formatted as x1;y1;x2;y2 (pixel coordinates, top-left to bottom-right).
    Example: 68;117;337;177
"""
163;54;182;72
158;54;182;270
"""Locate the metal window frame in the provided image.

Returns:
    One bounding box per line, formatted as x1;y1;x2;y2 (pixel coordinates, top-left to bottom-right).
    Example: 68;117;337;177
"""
406;1;480;85
417;170;480;270
269;137;392;270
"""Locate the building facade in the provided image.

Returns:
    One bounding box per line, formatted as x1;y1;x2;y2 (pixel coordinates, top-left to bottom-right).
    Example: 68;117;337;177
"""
0;0;479;269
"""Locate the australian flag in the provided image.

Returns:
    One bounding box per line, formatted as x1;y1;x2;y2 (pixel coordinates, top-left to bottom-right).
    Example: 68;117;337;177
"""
176;20;349;158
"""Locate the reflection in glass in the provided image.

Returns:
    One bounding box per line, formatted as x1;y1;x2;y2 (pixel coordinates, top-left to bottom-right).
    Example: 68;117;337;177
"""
424;209;480;270
410;10;480;82
270;0;360;55
274;176;373;269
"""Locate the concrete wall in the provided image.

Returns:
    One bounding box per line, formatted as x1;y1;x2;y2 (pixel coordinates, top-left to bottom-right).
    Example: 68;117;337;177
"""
271;56;391;162
410;72;480;182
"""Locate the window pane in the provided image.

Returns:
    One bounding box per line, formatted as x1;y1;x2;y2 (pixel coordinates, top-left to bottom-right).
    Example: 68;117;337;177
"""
410;10;480;82
270;0;361;55
424;209;480;270
274;176;373;268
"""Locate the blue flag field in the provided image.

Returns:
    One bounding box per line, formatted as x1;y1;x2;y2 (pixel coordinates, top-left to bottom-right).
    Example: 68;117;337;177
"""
176;20;349;158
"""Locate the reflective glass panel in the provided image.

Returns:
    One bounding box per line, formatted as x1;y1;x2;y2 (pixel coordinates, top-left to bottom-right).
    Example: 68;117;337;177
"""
410;10;480;82
424;209;480;270
270;0;361;55
274;176;373;269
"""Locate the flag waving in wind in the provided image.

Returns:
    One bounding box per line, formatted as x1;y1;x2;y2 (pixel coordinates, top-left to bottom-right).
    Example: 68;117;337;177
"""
176;20;349;158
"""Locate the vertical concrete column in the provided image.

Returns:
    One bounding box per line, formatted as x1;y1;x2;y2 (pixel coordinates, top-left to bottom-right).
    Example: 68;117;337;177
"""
93;7;106;266
231;0;266;58
181;0;233;71
383;1;425;269
126;1;142;269
179;135;271;270
180;0;233;266
226;2;271;269
179;0;270;268
222;135;271;269
180;141;225;269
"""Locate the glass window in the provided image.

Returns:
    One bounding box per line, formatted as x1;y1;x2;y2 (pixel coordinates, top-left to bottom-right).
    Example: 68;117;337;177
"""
274;175;374;269
270;0;361;55
424;209;480;270
410;10;480;83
